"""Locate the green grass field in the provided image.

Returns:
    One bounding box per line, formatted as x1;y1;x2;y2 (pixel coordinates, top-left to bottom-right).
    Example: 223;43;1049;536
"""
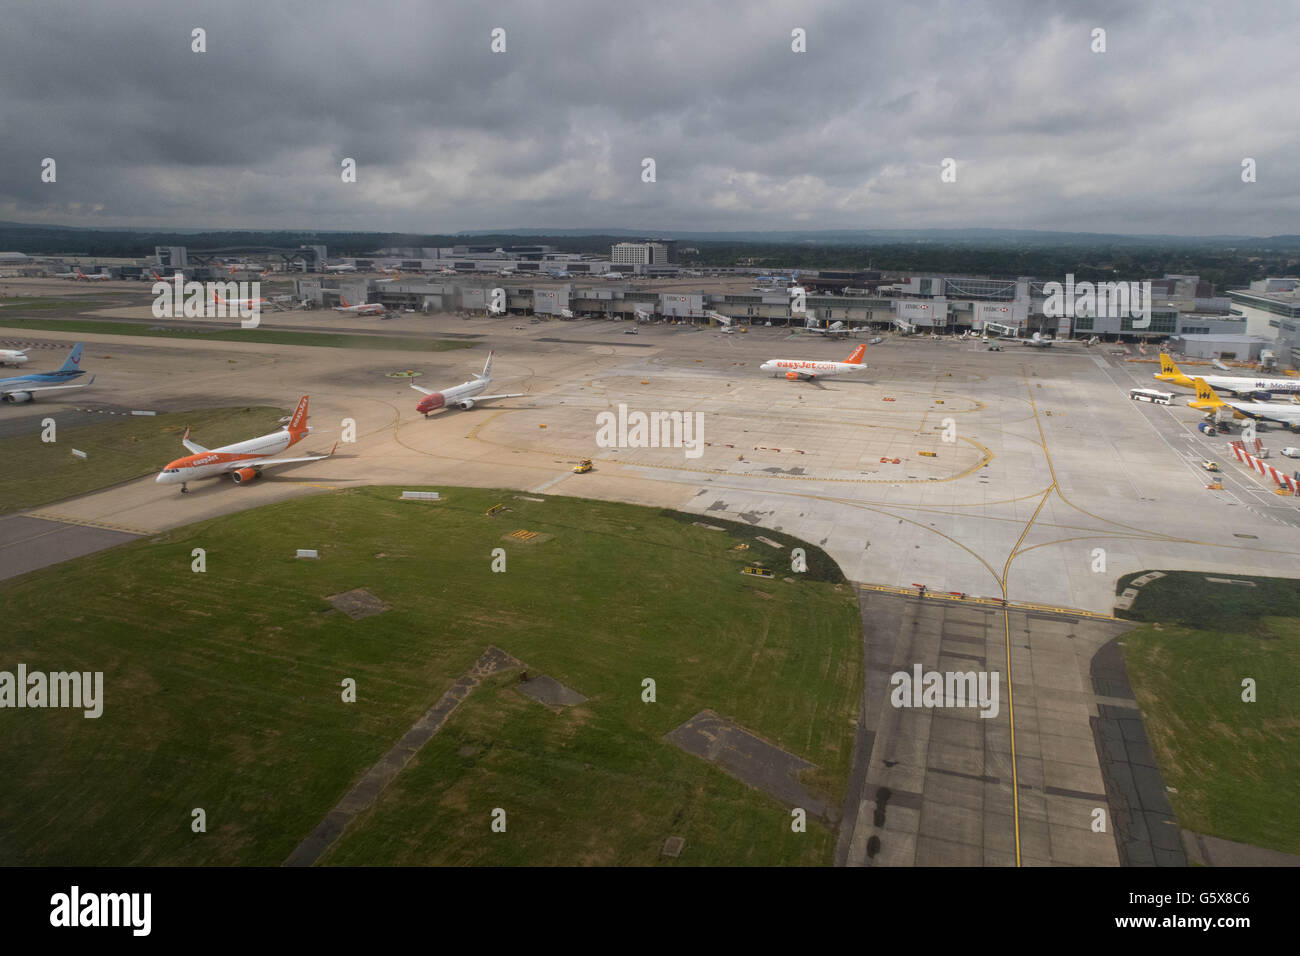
0;297;102;311
0;406;286;513
1117;571;1300;855
0;487;862;865
0;317;472;352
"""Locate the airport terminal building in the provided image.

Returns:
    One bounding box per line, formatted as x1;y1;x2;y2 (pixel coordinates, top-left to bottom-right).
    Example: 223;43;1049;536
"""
295;271;1260;353
41;242;1290;363
1226;279;1300;368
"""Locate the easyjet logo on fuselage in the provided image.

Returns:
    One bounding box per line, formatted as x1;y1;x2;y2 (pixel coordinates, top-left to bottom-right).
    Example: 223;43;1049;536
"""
172;451;261;469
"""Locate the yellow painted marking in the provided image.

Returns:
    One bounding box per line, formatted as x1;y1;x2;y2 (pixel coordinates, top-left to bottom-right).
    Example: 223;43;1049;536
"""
25;511;150;536
857;584;1117;621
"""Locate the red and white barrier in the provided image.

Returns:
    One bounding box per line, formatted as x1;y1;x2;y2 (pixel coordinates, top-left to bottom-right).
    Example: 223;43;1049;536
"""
1229;441;1298;493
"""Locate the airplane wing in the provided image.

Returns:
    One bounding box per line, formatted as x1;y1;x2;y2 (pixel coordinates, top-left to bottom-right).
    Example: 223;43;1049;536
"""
1220;397;1300;426
2;376;95;396
475;393;526;402
409;383;435;396
181;428;209;455
1252;405;1300;426
232;443;338;471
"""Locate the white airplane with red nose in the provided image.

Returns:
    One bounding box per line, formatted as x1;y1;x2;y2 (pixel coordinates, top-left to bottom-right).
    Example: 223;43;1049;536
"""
410;351;524;415
156;396;335;493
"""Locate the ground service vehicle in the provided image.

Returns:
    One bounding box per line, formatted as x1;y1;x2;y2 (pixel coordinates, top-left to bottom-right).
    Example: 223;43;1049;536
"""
1130;388;1173;404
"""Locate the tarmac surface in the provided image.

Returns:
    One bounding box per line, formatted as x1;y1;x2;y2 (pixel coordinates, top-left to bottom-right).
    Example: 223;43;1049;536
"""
838;589;1141;866
3;292;1296;610
0;513;142;581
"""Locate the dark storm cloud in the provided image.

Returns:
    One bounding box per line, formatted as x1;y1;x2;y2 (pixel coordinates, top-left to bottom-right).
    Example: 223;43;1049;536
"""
0;0;1295;234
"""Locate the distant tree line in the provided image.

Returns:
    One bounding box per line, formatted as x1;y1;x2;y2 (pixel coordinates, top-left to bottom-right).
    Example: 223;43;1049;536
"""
679;243;1300;289
2;225;1295;289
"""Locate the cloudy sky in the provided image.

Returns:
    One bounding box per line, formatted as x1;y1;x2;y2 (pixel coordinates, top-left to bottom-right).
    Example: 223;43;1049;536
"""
1;0;1296;236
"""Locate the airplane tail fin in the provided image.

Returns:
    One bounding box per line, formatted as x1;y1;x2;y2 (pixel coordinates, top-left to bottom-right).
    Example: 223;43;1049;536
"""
58;342;84;373
212;290;225;305
287;396;310;442
1157;353;1185;380
340;295;351;308
478;350;495;380
844;344;867;365
1190;377;1226;409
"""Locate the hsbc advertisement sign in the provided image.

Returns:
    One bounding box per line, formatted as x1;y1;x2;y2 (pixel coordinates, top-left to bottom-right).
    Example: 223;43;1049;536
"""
897;300;948;324
660;293;703;317
973;300;1027;328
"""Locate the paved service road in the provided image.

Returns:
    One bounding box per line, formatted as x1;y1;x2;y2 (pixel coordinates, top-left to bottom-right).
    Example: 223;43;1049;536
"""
0;513;141;582
837;589;1169;866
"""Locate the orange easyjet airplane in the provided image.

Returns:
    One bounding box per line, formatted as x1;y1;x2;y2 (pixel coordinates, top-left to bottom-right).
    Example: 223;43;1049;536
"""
156;396;335;493
760;343;868;380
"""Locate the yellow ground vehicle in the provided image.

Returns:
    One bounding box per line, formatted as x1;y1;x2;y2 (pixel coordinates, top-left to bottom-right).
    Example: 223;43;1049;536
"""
573;458;593;473
1200;459;1220;472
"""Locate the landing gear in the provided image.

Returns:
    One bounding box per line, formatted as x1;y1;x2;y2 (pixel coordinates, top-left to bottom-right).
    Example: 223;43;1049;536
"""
181;482;189;494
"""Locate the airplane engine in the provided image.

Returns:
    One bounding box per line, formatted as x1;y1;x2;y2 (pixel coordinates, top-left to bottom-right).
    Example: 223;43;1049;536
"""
230;467;258;484
785;372;800;381
455;398;476;410
2;391;32;403
1249;392;1273;402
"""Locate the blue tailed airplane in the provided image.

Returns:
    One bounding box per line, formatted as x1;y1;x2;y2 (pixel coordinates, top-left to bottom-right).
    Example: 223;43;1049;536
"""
0;343;94;404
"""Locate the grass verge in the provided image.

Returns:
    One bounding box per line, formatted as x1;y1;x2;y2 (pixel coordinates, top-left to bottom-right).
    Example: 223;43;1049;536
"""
0;486;862;865
1116;570;1300;855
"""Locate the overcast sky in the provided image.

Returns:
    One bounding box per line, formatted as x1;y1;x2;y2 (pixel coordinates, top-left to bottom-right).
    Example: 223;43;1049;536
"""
1;1;1295;236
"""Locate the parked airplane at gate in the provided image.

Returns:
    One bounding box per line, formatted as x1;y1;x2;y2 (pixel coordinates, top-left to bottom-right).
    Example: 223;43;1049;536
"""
1189;377;1300;430
333;295;385;315
1156;354;1300;399
225;263;269;278
760;344;868;380
410;350;524;414
0;348;29;367
802;318;853;338
212;289;271;311
155;396;335;492
0;343;93;403
76;269;110;281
